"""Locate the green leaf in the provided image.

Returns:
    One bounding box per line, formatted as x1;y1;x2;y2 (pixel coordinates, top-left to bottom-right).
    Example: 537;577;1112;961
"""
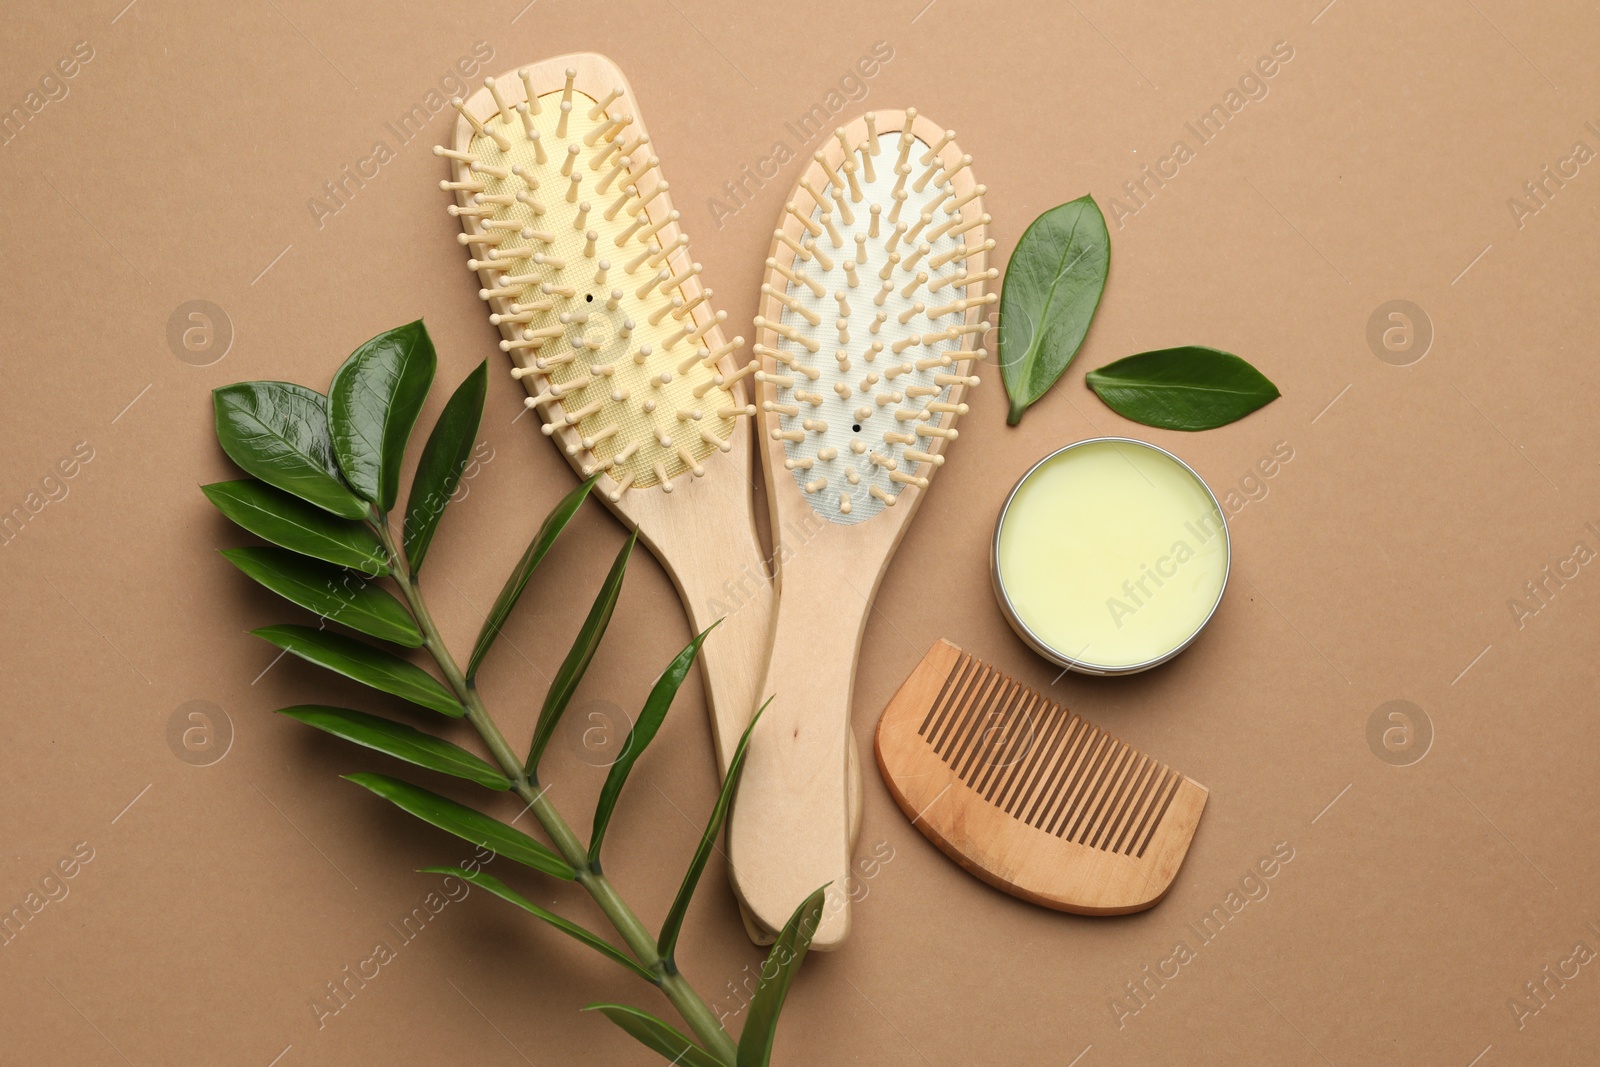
1085;346;1281;430
736;885;828;1067
526;529;636;776
345;773;574;879
659;697;766;963
422;867;654;982
590;623;719;867
328;320;437;511
222;547;421;646
279;706;509;789
212;382;368;519
998;195;1110;425
252;625;464;717
403;361;487;573
467;474;598;681
584;1004;726;1067
202;480;388;575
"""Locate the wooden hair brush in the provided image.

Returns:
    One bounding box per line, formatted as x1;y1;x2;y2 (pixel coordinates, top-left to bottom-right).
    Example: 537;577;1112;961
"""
728;109;996;947
876;640;1208;914
440;55;770;781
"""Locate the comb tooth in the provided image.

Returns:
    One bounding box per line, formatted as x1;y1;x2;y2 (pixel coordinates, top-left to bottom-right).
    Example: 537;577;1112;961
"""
943;183;985;214
843;158;864;203
951;677;1022;781
622;155;660;192
1112;768;1172;855
702;336;743;365
584;113;628;147
647;234;688;269
916;649;972;738
605;184;637;221
1078;747;1144;847
977;689;1045;800
615;211;648;246
515;68;539;112
1047;734;1120;838
946;212;991;240
561;143;579;177
941;154;974;187
785;202;824;237
814;152;844;195
1030;727;1105;832
920;128;956;165
773;228;811;262
1100;757;1160;853
598;152;634;193
634;209;679;247
1133;773;1183;857
588;86;624;120
998;703;1075;825
943;666;1007;765
929;661;994;755
1019;719;1093;824
993;701;1067;814
433;145;474;163
863;112;880;154
555;99;572;138
1064;744;1135;845
452;96;509;152
484;77;514;125
970;686;1038;793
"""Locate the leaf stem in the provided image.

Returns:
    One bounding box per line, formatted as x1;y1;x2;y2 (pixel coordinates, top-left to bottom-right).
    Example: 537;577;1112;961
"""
370;517;737;1064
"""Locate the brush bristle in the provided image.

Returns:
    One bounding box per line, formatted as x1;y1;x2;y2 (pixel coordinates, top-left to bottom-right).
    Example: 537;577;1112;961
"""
757;112;992;525
444;70;751;498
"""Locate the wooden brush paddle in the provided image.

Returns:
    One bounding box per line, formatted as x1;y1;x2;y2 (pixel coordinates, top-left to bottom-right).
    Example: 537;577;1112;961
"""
875;640;1208;914
728;109;993;948
441;55;770;785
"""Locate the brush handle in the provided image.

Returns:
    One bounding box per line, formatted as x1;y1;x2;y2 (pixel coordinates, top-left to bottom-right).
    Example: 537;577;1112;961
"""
728;540;875;949
642;488;775;779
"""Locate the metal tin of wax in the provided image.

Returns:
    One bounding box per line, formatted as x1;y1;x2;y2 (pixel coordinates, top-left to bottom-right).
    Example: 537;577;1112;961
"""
990;437;1232;676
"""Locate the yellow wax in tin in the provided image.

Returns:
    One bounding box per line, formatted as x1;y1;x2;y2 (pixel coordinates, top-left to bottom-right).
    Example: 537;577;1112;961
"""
996;440;1228;669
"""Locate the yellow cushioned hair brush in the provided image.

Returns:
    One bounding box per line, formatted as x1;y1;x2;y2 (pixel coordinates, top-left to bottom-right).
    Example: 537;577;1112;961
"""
440;54;770;781
729;108;995;947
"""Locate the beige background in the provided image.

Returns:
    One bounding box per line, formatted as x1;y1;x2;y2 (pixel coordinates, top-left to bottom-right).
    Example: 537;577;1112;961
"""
3;0;1599;1063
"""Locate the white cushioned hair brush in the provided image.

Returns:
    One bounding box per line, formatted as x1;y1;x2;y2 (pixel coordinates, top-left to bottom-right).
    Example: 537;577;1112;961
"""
729;109;994;947
440;54;772;782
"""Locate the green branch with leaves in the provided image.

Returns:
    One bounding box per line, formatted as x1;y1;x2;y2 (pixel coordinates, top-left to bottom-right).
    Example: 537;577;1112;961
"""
205;319;826;1065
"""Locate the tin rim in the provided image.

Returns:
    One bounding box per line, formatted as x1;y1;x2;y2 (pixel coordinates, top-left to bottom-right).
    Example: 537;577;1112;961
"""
990;437;1231;676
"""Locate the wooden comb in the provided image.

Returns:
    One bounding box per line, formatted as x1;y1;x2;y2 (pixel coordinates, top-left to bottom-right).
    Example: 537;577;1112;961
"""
874;640;1207;914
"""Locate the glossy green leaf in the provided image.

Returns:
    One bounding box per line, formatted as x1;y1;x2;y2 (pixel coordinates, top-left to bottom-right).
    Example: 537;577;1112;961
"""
584;1004;726;1067
279;706;509;789
1085;346;1281;430
736;885;827;1067
202;480;388;575
467;475;599;682
998;195;1110;425
658;697;767;963
212;382;367;518
329;320;436;511
223;547;421;646
345;773;574;879
590;623;719;867
404;361;487;573
422;866;653;982
252;625;464;717
526;529;636;777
